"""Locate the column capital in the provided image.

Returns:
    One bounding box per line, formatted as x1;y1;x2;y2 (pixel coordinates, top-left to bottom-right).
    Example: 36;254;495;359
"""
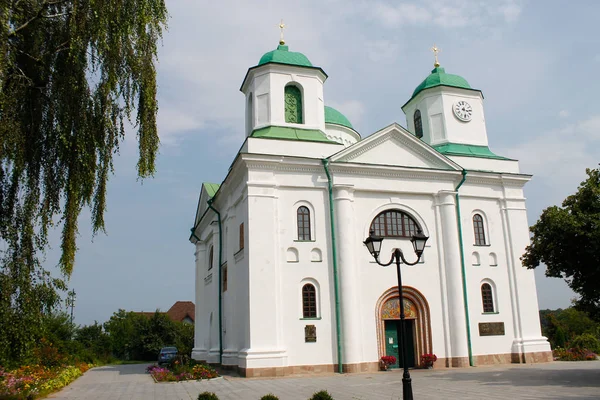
435;190;457;206
333;184;355;201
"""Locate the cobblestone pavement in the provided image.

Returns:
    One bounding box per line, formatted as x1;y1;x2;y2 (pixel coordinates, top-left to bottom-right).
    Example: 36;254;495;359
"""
49;361;600;400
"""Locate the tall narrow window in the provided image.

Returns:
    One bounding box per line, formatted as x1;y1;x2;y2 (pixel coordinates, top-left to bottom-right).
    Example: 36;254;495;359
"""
284;85;303;124
297;206;311;241
239;223;244;250
481;283;494;313
208;246;214;270
222;264;228;292
473;214;486;245
370;210;420;238
302;284;317;318
414;110;423;138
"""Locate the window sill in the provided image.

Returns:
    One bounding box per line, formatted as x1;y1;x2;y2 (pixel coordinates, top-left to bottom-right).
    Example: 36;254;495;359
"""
473;244;491;247
300;317;322;320
234;248;244;263
482;312;499;315
294;240;316;243
490;264;498;267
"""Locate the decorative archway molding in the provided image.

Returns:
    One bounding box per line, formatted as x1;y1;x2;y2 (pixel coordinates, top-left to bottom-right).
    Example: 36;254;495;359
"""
375;286;432;365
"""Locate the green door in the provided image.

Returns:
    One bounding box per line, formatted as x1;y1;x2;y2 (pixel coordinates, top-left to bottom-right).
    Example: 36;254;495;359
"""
384;320;415;368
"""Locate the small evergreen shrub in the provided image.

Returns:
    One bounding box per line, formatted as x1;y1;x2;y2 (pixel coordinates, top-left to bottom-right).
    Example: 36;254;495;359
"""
309;390;334;400
198;392;219;400
260;394;280;400
570;333;600;353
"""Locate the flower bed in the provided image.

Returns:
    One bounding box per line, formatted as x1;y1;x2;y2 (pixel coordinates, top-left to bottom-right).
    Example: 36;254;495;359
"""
553;347;598;361
0;363;92;399
146;358;218;382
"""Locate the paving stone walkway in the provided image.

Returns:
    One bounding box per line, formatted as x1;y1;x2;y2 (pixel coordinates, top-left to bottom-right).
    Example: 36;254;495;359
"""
49;361;600;400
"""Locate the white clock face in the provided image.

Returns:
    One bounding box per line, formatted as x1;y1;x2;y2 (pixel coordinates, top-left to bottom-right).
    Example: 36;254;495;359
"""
453;101;473;122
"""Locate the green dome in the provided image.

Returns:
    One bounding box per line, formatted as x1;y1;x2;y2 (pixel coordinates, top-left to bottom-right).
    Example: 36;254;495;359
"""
258;44;313;67
412;67;472;97
324;106;353;129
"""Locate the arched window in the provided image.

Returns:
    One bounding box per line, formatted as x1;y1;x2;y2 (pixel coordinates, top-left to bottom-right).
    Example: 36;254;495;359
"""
297;206;311;241
208;245;214;270
481;283;494;313
284;85;303;124
302;284;317;318
414;110;423;138
473;214;486;246
370;210;420;238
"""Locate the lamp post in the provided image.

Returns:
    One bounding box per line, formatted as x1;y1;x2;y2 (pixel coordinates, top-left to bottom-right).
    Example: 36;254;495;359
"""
364;228;428;400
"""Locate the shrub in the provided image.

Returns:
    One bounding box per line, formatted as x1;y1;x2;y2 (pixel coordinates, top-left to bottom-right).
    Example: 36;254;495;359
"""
309;390;334;400
260;395;279;400
198;392;219;400
570;333;600;353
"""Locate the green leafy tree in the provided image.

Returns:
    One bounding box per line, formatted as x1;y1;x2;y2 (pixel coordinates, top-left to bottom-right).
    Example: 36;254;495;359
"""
0;1;168;364
523;168;600;320
104;309;143;359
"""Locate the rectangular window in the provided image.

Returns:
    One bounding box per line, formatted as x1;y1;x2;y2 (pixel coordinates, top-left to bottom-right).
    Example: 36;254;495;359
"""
239;223;244;250
222;264;228;292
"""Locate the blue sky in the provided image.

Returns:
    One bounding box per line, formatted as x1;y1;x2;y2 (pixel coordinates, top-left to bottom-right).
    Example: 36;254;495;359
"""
48;0;600;325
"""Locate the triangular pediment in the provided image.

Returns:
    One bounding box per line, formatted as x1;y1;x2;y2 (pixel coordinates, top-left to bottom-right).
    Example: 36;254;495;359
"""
191;183;220;239
329;123;461;170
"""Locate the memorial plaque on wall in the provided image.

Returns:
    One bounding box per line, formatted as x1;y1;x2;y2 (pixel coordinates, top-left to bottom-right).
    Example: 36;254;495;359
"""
305;325;317;342
479;322;505;336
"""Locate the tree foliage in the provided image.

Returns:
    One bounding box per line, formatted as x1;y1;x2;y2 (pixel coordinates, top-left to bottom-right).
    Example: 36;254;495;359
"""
103;309;193;361
0;0;168;364
522;167;600;319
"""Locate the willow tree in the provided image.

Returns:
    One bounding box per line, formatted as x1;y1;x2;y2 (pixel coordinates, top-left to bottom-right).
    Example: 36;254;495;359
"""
0;0;168;364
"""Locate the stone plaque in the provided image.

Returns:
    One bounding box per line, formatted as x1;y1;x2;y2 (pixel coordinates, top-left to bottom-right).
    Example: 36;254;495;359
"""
305;324;317;342
479;322;505;336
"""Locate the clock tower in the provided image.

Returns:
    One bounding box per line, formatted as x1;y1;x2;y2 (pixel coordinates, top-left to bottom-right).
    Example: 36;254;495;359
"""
401;61;489;150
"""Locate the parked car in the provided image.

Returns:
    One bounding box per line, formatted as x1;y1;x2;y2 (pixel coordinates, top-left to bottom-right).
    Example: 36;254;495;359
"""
158;346;178;365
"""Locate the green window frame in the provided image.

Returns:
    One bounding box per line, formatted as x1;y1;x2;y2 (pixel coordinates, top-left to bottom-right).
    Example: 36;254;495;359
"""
285;85;303;124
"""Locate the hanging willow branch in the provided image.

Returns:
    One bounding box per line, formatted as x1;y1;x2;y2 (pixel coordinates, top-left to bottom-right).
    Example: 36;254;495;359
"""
0;0;168;363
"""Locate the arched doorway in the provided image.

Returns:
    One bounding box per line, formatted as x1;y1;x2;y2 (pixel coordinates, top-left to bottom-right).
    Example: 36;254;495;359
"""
375;286;432;368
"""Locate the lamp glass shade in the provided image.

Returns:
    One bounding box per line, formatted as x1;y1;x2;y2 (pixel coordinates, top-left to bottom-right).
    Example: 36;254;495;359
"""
364;230;383;259
411;230;429;255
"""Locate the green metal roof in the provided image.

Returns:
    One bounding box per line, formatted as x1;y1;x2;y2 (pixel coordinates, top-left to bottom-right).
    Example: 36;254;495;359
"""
258;45;313;68
324;106;354;129
251;126;338;143
412;67;473;98
203;183;220;198
432;143;512;160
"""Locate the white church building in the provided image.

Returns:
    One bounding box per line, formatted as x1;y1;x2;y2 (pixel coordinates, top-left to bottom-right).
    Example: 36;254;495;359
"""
189;39;551;377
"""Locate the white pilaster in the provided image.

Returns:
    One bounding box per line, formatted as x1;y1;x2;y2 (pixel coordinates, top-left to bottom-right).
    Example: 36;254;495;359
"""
192;242;208;361
435;190;469;364
333;185;363;365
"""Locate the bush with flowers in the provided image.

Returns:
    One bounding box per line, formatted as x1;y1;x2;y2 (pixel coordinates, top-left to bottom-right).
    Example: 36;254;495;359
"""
420;353;437;368
0;362;92;399
379;355;396;370
146;356;218;382
553;347;597;361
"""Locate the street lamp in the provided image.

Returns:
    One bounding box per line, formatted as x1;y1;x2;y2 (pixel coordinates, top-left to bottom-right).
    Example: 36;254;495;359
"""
364;228;429;400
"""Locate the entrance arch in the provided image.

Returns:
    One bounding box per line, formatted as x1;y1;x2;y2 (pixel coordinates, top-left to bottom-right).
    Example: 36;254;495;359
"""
375;286;432;367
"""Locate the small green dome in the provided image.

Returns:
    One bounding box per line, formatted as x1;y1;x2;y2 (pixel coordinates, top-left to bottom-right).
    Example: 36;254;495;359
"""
412;67;472;97
324;106;353;129
258;44;313;67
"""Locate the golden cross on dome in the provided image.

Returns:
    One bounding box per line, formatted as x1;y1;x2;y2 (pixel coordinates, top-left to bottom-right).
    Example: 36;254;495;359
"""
279;19;286;45
431;44;441;67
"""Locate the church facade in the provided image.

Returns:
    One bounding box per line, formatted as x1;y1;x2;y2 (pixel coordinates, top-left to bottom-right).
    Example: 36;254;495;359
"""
189;40;552;377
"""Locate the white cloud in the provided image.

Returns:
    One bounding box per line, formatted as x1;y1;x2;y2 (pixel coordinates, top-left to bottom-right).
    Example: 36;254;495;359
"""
558;110;570;118
329;100;366;127
499;115;600;207
366;0;523;29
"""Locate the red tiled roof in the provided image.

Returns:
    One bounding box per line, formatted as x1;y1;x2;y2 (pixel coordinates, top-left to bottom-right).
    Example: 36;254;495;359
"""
166;301;195;323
